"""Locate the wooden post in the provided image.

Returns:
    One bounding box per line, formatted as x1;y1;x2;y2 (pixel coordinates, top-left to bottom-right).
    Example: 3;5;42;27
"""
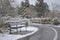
10;26;11;34
16;22;18;34
8;22;12;34
25;21;28;32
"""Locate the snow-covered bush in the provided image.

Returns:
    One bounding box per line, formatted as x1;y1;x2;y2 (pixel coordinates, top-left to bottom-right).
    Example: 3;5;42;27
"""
41;19;51;24
52;19;59;25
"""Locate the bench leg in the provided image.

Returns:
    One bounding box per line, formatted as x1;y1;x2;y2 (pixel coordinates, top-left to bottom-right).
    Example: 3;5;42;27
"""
25;27;27;32
20;28;21;32
10;29;11;34
17;28;18;34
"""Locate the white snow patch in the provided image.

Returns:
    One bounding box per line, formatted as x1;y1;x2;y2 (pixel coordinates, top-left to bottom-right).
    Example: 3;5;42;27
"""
0;26;38;40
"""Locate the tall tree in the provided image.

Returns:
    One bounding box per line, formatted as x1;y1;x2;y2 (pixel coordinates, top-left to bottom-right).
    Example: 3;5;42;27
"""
21;1;25;7
52;3;60;13
18;1;25;15
0;0;13;16
35;0;49;17
50;3;60;18
18;0;30;15
25;0;29;7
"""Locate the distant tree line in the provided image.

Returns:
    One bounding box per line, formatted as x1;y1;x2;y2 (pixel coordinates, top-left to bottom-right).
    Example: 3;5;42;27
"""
18;0;49;17
18;0;30;15
0;0;14;16
35;0;49;17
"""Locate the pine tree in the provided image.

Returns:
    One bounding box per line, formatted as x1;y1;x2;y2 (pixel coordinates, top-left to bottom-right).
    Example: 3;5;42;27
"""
35;0;49;17
25;0;29;7
18;0;30;15
21;1;25;7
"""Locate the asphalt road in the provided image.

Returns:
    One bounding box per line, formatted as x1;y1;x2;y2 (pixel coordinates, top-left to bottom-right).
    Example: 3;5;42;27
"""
52;26;60;40
30;25;55;40
41;27;55;40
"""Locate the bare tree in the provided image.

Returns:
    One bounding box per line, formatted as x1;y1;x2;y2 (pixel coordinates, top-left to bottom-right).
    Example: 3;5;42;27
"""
0;0;18;17
51;3;60;18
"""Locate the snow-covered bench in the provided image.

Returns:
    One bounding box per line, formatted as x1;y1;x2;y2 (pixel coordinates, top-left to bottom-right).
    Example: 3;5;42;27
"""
0;26;38;40
7;22;26;34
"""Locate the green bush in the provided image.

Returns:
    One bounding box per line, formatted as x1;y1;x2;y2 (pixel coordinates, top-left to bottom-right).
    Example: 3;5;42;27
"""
41;19;51;24
0;22;11;28
52;19;59;25
30;18;52;24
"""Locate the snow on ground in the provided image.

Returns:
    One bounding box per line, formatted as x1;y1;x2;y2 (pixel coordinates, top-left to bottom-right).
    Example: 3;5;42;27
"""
12;26;38;31
52;25;60;27
0;26;38;40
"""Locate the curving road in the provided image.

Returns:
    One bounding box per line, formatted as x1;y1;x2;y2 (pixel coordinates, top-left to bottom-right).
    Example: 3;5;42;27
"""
51;25;60;40
40;27;57;40
48;27;58;40
30;24;58;40
8;22;59;40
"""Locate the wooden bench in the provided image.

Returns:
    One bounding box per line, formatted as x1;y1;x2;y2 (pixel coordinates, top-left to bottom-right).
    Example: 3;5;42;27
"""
9;25;25;34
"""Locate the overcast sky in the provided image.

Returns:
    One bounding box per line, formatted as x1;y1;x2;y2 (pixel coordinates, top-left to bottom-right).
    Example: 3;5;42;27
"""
14;0;60;10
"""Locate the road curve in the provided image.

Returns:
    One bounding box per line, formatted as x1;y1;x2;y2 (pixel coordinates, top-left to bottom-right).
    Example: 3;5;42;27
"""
41;25;58;40
30;24;58;40
51;25;60;40
47;27;58;40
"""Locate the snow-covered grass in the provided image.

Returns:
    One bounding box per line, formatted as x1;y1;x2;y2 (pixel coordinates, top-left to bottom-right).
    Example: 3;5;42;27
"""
0;26;38;40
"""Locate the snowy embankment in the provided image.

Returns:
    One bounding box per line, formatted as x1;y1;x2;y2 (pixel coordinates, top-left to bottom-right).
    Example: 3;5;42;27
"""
0;26;38;40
